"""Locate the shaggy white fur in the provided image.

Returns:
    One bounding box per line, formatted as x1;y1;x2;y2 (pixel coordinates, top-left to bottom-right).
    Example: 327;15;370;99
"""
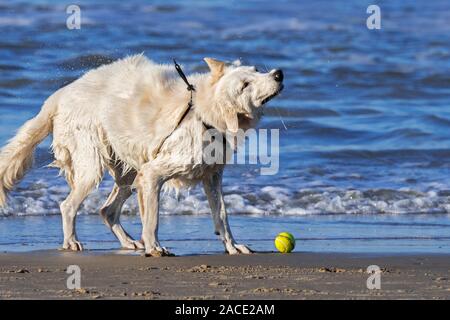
0;55;283;256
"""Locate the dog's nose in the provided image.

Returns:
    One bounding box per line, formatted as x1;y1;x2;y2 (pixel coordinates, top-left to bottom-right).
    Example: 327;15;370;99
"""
273;69;284;82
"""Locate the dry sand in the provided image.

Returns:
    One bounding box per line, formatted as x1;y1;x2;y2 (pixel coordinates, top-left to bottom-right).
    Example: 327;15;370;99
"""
0;251;448;299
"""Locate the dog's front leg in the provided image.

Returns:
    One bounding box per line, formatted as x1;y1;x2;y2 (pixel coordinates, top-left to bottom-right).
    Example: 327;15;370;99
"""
136;165;171;257
203;170;252;255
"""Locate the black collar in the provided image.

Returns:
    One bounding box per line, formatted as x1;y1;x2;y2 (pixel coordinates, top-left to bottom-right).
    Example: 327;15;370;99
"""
173;59;216;132
171;59;196;127
151;59;216;158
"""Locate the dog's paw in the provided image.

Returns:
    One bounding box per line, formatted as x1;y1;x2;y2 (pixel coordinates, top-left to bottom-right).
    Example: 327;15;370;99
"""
121;239;145;250
144;247;174;257
226;243;253;255
62;240;83;251
235;244;253;254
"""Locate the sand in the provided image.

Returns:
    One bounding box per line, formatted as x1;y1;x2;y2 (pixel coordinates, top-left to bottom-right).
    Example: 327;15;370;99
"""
0;251;448;299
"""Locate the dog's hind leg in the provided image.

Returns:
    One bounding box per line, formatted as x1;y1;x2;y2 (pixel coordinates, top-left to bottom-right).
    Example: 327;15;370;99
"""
203;170;253;255
60;180;96;251
53;130;106;251
100;168;144;250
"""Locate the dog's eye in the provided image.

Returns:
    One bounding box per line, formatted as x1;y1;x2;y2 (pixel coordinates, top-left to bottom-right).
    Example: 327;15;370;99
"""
242;82;250;91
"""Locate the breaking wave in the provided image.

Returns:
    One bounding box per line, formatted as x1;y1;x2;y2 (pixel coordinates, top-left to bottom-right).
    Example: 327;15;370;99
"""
1;179;450;217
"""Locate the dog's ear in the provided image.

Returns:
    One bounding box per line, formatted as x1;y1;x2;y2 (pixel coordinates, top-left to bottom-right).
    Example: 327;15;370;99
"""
224;111;239;133
204;57;225;84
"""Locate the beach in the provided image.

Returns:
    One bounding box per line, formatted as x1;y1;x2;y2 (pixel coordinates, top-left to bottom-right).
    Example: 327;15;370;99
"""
0;251;448;299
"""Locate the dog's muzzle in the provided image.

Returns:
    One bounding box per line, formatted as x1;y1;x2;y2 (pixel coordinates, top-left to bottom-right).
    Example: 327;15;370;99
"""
261;82;284;105
273;69;284;82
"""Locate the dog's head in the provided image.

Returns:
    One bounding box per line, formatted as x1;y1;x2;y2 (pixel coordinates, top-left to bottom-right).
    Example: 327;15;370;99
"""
203;58;284;133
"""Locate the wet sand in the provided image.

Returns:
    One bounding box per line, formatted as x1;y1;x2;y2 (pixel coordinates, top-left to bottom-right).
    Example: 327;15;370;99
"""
0;251;448;299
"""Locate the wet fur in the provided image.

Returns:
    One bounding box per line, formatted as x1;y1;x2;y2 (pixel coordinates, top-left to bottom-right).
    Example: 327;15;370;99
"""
0;54;282;255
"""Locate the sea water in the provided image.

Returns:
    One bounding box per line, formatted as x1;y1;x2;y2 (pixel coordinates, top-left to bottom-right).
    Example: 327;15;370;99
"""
0;0;449;254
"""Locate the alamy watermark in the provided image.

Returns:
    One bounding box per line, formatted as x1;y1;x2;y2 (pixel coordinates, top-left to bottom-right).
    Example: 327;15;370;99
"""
66;264;81;289
188;128;279;176
366;265;381;290
366;5;381;30
66;5;81;30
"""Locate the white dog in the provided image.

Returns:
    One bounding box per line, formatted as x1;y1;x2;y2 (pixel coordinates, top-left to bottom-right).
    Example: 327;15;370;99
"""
0;55;284;256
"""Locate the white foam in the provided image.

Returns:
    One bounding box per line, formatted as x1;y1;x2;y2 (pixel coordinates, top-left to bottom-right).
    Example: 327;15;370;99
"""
1;179;450;216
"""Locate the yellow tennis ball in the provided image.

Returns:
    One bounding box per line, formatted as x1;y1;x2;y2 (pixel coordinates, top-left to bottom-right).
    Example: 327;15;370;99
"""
274;232;295;253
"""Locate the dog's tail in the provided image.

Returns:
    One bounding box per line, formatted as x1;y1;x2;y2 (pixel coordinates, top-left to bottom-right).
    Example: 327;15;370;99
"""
0;95;58;207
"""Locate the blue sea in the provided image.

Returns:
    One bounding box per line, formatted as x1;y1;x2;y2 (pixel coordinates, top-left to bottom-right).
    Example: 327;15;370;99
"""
0;0;449;254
